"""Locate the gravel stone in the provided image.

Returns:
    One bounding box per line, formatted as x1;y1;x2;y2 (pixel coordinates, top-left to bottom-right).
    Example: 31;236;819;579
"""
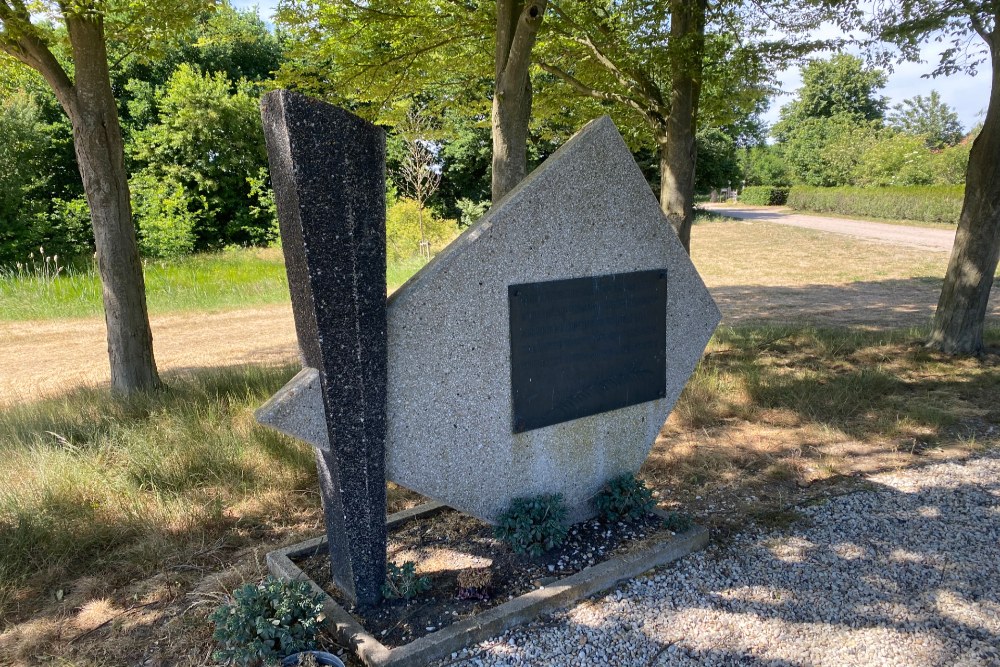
434;453;1000;666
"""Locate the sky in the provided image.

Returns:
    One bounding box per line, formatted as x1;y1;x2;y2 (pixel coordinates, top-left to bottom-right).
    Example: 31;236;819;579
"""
235;0;991;133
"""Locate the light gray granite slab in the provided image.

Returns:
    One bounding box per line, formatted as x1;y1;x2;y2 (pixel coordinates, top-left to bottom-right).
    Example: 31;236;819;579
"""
258;115;720;524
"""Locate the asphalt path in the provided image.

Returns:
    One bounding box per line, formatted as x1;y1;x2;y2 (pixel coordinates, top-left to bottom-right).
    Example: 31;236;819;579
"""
701;204;957;252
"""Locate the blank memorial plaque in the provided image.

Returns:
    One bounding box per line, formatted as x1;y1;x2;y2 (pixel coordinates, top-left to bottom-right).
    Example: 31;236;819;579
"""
508;269;667;433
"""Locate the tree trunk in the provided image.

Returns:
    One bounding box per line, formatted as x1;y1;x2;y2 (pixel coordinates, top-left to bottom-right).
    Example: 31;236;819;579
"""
492;0;547;202
65;15;160;391
658;0;707;253
927;48;1000;355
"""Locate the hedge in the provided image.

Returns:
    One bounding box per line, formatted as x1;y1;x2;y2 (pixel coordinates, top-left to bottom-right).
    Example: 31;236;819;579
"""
787;185;964;224
739;186;789;206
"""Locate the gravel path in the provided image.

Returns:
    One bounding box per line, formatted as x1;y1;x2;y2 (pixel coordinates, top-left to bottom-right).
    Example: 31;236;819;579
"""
438;454;1000;667
701;204;957;252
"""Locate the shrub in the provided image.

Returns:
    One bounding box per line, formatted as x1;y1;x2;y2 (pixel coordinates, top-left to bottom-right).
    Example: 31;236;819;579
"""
787;185;964;224
455;198;490;228
739;186;789;206
386;198;459;262
210;576;325;666
494;493;568;556
133;174;199;258
382;561;431;600
662;512;694;533
594;473;655;522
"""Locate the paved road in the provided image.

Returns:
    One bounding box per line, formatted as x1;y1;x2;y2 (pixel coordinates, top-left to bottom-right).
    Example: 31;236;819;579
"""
702;204;957;252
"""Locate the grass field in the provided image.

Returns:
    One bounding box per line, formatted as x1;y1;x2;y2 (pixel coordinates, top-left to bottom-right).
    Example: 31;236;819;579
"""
0;249;429;321
1;218;999;664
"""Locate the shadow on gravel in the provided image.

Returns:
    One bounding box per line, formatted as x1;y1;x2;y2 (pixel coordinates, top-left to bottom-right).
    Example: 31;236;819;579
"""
492;459;1000;666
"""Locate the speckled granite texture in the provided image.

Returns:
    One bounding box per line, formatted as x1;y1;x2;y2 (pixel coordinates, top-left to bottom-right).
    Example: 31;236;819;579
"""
260;90;387;606
259;110;720;527
384;116;719;523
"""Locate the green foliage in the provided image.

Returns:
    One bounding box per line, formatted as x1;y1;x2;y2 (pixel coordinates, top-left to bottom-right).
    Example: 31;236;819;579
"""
787;185;965;224
386;199;459;262
773;55;887;138
695;128;742;193
382;561;432;601
0;92;89;265
494;494;569;557
133;174;200;258
888;90;964;148
739;186;789;206
210;576;325;666
129;63;275;253
777;114;881;187
593;474;655;522
740;145;791;187
455;199;490;229
851;132;935;187
662;512;694;533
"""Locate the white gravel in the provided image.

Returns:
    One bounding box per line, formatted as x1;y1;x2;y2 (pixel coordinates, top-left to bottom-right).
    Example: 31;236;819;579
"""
438;453;1000;667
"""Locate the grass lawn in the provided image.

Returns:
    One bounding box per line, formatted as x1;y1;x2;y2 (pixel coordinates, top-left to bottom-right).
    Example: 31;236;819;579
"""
0;248;429;321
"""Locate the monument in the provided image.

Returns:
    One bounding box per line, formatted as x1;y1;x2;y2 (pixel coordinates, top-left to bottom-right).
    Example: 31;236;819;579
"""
257;90;720;608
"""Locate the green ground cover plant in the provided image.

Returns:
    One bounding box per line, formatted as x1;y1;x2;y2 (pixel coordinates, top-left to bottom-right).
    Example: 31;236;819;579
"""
787;185;964;224
210;576;324;666
494;494;569;556
0;248;428;321
382;561;431;600
594;474;655;521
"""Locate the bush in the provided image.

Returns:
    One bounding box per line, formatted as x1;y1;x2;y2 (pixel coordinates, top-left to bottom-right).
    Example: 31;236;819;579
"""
382;561;431;600
739;186;789;206
210;576;325;666
594;474;655;521
133;174;199;258
386;198;459;262
494;493;568;556
662;512;694;533
787;185;964;224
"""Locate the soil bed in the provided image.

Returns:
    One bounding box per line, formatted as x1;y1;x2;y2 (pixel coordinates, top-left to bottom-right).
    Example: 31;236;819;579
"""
295;508;669;648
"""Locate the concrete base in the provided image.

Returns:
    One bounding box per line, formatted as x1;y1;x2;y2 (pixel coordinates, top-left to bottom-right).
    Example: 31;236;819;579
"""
267;502;710;667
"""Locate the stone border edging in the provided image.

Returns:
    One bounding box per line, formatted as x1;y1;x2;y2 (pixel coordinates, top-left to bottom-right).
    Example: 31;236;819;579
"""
267;502;709;667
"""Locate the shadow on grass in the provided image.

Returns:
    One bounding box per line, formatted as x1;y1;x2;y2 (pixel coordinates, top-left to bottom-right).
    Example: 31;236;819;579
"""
711;277;1000;329
0;363;318;623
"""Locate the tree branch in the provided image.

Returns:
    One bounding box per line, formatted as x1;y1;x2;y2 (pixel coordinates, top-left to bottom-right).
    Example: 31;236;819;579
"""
539;61;655;120
0;5;76;111
498;0;548;94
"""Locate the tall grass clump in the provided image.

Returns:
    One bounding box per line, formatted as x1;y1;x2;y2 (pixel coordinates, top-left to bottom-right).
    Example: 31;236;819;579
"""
787;185;964;224
0;364;316;620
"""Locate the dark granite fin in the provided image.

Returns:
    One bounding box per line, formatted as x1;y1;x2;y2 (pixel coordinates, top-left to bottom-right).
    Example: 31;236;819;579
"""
261;89;388;606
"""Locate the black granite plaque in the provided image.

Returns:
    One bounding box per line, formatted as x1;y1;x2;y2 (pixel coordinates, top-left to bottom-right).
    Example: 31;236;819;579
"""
261;90;387;606
509;270;667;433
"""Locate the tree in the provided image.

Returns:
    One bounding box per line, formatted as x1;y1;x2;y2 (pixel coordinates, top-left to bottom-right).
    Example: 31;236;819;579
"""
873;1;1000;354
276;0;547;202
535;0;777;251
772;54;888;141
395;111;442;258
128;64;274;256
888;90;964;148
694;127;741;193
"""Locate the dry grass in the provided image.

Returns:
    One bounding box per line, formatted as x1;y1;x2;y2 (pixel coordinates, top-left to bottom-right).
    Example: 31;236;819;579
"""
643;326;1000;536
691;215;948;287
2;218;999;665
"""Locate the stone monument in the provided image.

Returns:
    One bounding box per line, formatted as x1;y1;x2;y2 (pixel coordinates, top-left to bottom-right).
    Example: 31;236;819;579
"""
257;90;720;607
